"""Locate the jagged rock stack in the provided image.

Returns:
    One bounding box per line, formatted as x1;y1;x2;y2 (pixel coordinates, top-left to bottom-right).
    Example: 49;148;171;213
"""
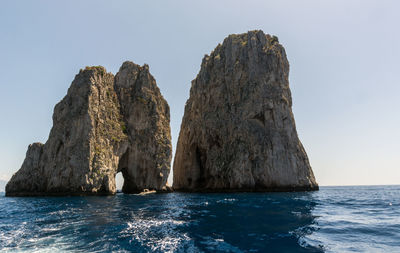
6;62;171;196
115;62;172;193
6;30;318;196
173;30;318;191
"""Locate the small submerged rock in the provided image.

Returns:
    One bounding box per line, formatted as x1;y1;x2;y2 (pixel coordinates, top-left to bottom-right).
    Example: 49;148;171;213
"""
173;30;318;192
139;189;156;195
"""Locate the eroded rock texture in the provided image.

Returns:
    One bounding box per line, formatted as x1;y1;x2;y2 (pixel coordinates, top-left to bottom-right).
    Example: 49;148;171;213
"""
115;62;172;193
6;62;171;196
173;30;318;191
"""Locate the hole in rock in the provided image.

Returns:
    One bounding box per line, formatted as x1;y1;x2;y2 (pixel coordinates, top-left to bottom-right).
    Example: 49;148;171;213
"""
196;146;207;188
115;172;124;192
252;112;265;126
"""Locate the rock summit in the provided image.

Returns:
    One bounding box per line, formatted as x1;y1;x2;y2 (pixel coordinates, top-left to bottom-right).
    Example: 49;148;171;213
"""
6;62;172;196
173;30;318;191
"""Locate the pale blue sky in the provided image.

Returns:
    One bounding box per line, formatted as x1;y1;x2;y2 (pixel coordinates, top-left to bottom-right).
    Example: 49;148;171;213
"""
0;0;399;186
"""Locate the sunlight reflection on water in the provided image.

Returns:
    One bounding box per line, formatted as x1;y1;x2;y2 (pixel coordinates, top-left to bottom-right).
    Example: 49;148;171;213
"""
0;186;399;252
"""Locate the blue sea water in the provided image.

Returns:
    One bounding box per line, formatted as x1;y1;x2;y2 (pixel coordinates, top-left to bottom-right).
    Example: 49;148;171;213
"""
0;186;399;252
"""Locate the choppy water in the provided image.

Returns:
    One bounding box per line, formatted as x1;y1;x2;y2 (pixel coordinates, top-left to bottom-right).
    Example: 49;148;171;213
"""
0;186;399;252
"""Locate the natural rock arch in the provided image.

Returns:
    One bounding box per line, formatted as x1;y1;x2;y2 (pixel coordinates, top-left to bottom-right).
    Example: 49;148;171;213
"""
6;62;171;196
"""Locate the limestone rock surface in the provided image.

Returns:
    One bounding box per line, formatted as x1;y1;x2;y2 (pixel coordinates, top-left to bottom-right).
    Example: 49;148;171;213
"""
6;62;171;196
115;62;172;193
173;30;318;191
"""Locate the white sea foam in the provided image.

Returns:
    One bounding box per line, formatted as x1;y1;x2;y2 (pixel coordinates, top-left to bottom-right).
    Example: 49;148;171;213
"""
199;236;242;252
216;198;237;204
120;202;200;253
123;218;197;252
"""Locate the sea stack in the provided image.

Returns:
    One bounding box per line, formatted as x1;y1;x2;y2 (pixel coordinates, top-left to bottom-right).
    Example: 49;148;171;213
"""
114;62;172;193
173;30;318;191
6;62;171;196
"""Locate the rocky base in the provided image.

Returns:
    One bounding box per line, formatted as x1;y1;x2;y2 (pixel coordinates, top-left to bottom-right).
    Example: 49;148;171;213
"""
6;186;176;197
6;185;319;197
172;185;319;193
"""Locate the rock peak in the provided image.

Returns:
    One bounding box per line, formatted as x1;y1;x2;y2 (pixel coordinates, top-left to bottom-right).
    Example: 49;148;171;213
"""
6;61;171;196
115;60;171;193
79;66;108;75
173;31;318;192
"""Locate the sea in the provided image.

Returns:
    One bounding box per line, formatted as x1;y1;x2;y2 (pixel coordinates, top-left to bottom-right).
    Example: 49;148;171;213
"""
0;185;399;252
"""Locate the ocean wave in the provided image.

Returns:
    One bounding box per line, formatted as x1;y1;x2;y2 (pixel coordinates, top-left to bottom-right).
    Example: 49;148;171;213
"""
1;186;399;252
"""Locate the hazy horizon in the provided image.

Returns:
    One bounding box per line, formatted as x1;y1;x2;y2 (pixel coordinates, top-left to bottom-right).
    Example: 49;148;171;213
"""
1;0;399;187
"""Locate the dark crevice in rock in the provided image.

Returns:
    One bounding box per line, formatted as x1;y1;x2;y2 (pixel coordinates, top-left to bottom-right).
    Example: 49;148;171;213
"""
56;141;63;156
195;146;207;188
252;112;266;127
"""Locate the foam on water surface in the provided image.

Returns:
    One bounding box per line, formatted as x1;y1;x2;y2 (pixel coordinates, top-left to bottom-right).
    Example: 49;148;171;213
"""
0;186;399;252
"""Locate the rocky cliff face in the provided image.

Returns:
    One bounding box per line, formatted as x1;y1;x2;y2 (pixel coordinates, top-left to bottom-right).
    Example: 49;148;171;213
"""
115;62;172;193
6;62;171;196
173;30;318;191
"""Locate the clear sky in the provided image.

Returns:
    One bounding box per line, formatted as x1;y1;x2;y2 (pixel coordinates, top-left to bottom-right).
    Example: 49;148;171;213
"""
0;0;399;187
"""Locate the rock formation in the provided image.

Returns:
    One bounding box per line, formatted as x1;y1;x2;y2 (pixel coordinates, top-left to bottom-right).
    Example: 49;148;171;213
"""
6;62;171;196
115;62;172;193
173;30;318;191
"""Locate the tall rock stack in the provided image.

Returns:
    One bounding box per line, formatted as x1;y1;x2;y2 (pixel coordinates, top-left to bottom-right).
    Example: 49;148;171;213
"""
6;31;318;196
115;62;172;193
173;30;318;191
6;62;171;196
